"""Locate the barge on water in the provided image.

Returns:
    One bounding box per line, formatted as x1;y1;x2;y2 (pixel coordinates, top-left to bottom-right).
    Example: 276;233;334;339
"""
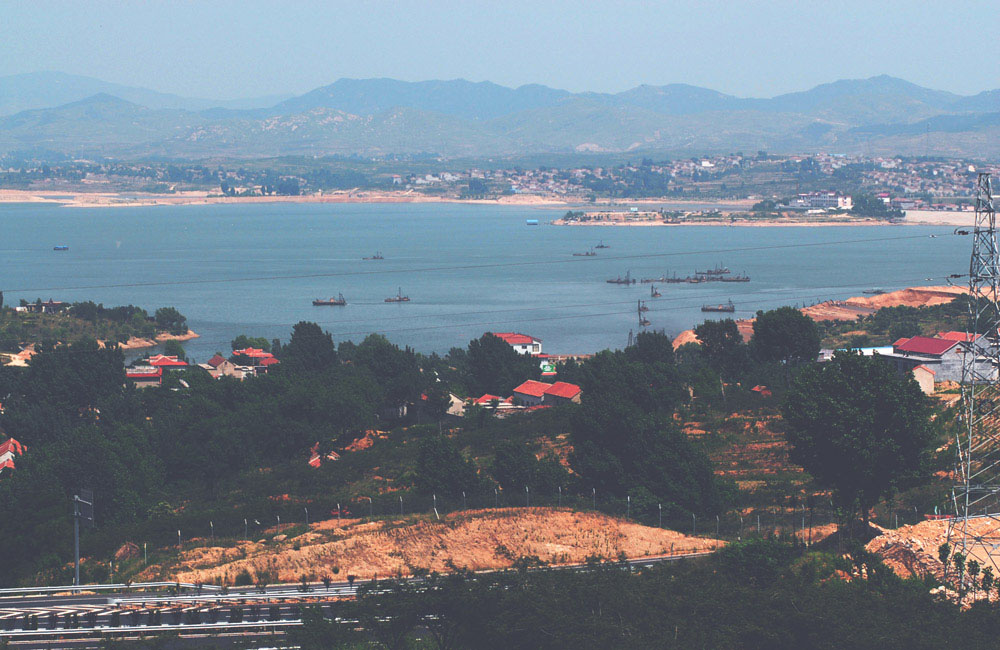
385;287;410;303
363;252;384;260
313;293;347;306
606;270;636;285
701;300;736;313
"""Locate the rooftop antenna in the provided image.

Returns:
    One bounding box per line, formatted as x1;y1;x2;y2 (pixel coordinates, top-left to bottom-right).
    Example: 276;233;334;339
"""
949;172;1000;598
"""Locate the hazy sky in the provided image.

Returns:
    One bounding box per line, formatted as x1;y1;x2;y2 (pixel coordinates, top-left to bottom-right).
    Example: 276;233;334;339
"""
2;0;998;99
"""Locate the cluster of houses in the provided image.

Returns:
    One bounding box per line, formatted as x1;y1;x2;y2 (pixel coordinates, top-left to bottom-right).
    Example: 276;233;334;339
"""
465;333;582;414
820;330;991;395
126;347;281;388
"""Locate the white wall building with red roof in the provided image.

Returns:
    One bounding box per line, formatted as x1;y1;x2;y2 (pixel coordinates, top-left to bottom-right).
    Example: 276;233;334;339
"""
491;332;542;355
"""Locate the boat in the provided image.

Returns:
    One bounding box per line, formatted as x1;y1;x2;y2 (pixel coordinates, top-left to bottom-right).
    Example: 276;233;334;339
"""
606;270;636;285
313;293;347;306
572;248;597;257
696;263;731;276
862;288;886;295
363;252;384;260
385;287;410;303
53;245;69;251
701;300;736;313
526;219;539;226
638;300;649;313
719;272;750;283
638;302;650;327
595;240;610;249
650;285;662;298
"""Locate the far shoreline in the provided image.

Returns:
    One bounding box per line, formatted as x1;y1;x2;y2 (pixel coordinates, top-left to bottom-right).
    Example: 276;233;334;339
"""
0;189;975;226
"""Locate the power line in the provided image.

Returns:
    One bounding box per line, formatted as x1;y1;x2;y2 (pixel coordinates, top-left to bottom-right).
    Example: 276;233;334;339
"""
1;232;943;295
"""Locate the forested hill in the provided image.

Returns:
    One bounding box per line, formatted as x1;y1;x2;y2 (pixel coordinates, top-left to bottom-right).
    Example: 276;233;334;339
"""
2;73;1000;158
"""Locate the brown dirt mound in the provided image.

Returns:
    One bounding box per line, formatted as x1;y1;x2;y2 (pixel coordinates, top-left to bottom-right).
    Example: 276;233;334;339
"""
673;285;969;348
866;519;960;580
162;508;722;585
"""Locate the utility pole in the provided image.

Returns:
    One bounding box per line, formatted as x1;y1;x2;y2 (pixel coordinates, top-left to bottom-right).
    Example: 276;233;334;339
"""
72;489;94;590
949;172;1000;590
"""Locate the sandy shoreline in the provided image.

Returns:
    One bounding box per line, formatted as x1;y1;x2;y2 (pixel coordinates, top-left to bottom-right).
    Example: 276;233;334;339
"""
0;189;974;226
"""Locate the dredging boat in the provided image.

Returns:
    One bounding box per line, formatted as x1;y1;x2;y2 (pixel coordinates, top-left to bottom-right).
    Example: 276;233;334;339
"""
573;248;597;257
53;245;69;251
638;299;649;313
313;293;347;306
696;263;731;276
363;252;384;260
385;287;410;303
701;300;736;313
718;272;750;283
650;285;662;298
595;240;610;249
862;288;886;295
606;270;636;285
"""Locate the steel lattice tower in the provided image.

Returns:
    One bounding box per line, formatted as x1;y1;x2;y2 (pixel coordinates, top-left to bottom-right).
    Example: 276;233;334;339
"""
949;172;1000;581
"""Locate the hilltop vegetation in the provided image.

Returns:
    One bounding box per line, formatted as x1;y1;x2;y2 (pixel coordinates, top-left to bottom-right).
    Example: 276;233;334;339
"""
0;299;188;352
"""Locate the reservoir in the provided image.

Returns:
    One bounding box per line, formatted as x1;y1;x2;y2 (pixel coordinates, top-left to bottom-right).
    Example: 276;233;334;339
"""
0;201;965;361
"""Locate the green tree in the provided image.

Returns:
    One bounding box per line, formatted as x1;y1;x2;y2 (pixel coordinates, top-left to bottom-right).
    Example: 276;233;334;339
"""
466;333;540;396
750;306;820;365
153;307;187;335
230;334;270;352
415;436;482;498
161;339;186;360
693;319;746;376
624;330;674;365
782;351;935;529
280;322;337;371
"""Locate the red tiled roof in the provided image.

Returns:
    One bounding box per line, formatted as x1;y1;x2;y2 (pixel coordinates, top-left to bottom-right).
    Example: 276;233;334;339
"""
473;394;510;405
148;355;188;367
127;367;163;379
308;454;321;468
543;381;581;399
233;347;273;358
894;336;958;356
492;332;539;345
936;331;981;342
513;380;551;397
913;365;936;375
207;354;227;368
0;438;25;457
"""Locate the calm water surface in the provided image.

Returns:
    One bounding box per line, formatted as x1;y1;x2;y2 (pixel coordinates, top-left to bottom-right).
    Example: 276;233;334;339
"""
0;202;965;361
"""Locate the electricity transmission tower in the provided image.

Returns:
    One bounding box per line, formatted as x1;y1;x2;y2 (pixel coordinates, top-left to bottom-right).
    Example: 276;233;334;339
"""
949;172;1000;585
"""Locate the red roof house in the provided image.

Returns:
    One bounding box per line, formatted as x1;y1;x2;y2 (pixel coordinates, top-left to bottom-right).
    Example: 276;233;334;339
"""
148;354;188;368
936;331;981;343
543;381;582;404
126;366;163;387
512;380;583;406
0;437;25;477
892;336;959;356
490;332;542;355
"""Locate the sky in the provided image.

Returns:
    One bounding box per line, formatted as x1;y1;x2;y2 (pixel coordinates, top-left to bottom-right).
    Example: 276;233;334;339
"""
2;0;998;100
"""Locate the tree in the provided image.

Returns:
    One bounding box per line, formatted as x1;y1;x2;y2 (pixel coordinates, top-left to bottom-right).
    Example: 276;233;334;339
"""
466;334;539;396
624;330;674;365
693;319;746;376
782;351;935;529
231;335;270;352
750;307;820;365
154;307;187;335
415;436;482;498
162;339;186;360
280;322;337;371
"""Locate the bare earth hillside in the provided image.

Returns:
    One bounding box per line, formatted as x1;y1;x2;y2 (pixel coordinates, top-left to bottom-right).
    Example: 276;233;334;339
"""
151;508;721;585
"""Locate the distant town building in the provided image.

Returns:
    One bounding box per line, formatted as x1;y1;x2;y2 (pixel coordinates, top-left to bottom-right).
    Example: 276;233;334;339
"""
491;332;542;355
911;365;936;394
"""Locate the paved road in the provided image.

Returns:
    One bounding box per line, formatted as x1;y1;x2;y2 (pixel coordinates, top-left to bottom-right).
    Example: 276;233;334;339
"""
0;551;713;645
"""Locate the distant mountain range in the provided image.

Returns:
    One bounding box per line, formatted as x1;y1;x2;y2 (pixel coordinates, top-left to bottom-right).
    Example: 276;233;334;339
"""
1;72;999;160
